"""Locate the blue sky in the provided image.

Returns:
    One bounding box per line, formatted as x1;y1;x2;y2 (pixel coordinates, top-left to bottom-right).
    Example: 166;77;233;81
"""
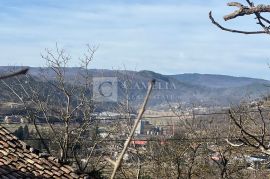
0;0;270;79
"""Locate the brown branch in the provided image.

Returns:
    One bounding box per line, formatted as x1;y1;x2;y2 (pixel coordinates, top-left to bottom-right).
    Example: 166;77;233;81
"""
105;157;116;166
228;2;245;8
224;2;270;21
209;11;267;34
229;110;261;145
228;109;270;155
209;1;270;35
0;68;29;80
246;0;270;30
225;138;244;147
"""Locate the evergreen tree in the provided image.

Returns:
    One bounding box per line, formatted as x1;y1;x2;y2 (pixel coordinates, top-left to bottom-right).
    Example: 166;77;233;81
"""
14;126;24;140
23;125;29;139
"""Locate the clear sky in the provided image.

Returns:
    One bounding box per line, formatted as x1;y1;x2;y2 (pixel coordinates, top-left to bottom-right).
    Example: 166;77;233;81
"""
0;0;270;79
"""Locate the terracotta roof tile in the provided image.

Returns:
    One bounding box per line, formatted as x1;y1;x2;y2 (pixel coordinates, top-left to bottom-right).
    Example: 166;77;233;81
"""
0;125;90;178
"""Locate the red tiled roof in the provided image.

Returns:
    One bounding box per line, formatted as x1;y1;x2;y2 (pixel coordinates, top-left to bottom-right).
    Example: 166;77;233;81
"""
0;125;89;178
131;140;147;145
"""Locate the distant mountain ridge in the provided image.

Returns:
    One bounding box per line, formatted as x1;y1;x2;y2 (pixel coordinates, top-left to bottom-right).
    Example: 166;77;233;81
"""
1;66;270;108
169;73;269;88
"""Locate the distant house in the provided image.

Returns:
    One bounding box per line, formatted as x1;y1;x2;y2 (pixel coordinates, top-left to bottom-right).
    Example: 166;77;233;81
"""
4;115;21;123
131;140;147;146
245;155;269;170
4;115;28;124
135;120;163;136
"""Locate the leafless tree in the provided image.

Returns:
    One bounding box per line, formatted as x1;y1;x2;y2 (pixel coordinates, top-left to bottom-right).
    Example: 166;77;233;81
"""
226;103;270;156
1;45;112;174
209;0;270;176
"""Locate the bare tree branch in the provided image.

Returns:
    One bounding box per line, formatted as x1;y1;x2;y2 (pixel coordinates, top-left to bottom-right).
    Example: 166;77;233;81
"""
209;11;267;34
109;79;155;179
0;68;29;80
209;1;270;35
225;138;244;147
224;2;270;21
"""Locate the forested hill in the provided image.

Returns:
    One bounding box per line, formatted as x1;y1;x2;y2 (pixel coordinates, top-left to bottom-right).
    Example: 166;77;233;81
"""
1;67;270;108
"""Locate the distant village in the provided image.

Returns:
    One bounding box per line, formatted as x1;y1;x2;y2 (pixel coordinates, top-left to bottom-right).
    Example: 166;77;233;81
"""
1;100;269;172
